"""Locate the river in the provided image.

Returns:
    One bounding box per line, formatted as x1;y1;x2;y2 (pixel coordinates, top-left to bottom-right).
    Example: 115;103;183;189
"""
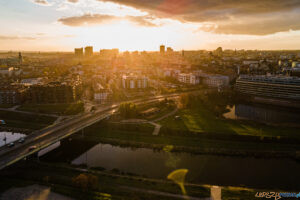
0;132;26;147
42;139;300;190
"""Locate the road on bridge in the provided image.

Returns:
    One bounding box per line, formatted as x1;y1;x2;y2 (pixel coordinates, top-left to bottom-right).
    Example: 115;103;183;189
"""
0;92;191;170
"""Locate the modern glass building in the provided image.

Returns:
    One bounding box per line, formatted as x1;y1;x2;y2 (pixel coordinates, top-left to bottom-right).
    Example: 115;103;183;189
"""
235;75;300;100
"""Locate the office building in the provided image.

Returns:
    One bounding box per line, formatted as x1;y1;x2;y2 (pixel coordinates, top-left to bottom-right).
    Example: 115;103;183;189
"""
74;48;83;57
236;75;300;100
85;46;93;57
160;45;165;54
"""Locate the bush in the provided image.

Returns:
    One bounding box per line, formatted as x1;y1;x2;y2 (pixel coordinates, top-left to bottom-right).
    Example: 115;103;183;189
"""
72;173;99;191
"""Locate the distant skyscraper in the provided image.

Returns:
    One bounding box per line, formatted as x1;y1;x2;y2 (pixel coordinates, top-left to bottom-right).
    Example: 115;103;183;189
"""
85;46;93;57
18;52;23;64
160;45;165;54
75;48;83;57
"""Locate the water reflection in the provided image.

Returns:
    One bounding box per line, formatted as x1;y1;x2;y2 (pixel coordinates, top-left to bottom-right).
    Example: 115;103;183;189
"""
70;143;300;190
0;132;26;147
223;104;300;125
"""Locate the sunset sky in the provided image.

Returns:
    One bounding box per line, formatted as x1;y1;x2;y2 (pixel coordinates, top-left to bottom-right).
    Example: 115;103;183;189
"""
1;0;300;51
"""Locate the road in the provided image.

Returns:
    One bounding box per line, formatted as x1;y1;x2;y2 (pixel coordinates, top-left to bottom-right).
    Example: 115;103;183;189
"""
0;92;190;170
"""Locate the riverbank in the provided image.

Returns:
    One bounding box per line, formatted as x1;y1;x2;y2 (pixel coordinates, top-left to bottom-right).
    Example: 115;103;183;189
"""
0;161;280;200
77;121;300;160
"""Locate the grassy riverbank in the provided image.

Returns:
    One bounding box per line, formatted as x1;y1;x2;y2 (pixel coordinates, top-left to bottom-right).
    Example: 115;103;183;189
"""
79;122;300;160
0;161;275;200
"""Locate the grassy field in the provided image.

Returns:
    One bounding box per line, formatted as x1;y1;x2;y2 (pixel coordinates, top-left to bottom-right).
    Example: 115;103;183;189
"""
159;105;300;138
0;110;56;130
17;102;84;115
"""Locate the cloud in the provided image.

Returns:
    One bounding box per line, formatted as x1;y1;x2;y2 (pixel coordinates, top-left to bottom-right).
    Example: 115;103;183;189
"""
67;0;79;3
31;0;51;6
58;14;117;26
99;0;300;35
0;35;36;40
212;14;300;35
58;14;159;27
125;16;158;27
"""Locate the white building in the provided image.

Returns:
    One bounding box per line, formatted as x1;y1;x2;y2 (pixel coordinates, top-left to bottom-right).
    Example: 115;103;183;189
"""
243;60;259;65
21;78;44;86
178;73;200;85
202;75;229;88
0;67;22;77
94;89;110;104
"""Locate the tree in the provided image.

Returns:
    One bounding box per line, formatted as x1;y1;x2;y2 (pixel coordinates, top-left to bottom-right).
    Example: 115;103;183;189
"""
72;174;88;191
118;102;138;118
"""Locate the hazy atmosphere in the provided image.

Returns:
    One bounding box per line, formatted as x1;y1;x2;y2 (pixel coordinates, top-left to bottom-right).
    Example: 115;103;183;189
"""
1;0;300;51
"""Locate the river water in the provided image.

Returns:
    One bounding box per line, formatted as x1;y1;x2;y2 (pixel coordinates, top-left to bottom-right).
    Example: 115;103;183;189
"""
0;132;26;147
43;139;300;190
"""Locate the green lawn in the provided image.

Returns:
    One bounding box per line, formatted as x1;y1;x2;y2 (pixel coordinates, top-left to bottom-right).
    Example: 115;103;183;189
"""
17;102;84;115
159;106;300;138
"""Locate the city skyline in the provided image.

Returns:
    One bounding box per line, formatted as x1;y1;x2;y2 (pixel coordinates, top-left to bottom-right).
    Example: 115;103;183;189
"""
1;0;300;52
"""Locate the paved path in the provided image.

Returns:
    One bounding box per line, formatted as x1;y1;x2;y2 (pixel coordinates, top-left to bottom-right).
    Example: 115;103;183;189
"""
118;108;178;136
149;122;161;136
153;108;178;122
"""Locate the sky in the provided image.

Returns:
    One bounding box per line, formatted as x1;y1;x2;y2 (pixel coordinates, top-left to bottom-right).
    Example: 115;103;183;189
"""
1;0;300;52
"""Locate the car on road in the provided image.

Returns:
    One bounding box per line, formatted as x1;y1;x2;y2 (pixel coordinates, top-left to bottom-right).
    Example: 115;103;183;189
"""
7;142;14;147
18;138;25;143
28;146;37;151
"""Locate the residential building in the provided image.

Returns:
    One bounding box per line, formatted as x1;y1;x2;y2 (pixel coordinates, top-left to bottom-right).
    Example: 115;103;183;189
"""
94;89;110;104
178;73;200;85
0;85;26;104
26;82;82;104
122;75;148;89
202;74;229;87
